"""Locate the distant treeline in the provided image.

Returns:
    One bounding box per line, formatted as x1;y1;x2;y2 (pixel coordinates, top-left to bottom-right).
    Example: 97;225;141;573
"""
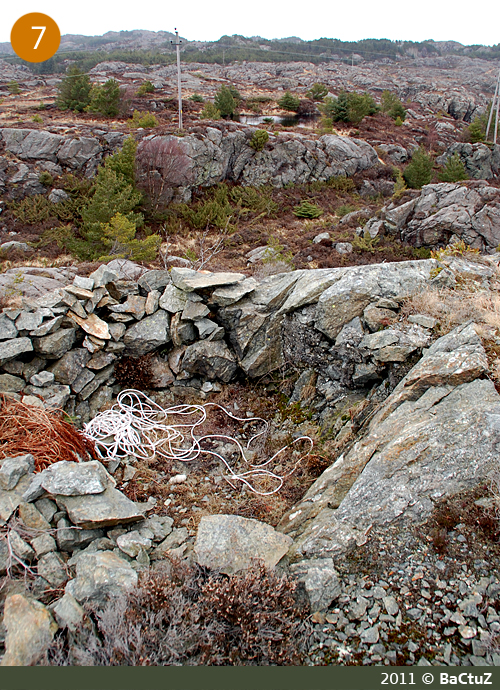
7;35;500;74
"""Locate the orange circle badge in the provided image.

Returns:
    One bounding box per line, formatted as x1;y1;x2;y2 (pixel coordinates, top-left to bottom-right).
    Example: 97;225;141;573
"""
11;13;60;63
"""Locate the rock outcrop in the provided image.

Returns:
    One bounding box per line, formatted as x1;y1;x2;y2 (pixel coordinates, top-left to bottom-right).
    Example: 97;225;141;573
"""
365;182;500;251
0;126;378;200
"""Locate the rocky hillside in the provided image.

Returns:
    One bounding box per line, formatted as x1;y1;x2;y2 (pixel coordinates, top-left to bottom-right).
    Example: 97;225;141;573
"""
0;50;499;666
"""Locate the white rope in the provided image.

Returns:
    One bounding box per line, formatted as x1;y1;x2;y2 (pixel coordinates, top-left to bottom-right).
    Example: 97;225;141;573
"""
83;389;313;496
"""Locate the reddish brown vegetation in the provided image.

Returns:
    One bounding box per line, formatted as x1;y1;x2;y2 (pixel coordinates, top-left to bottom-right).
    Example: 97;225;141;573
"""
0;395;96;469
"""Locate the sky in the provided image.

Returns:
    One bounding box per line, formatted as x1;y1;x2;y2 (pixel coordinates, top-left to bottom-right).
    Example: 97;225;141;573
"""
2;1;499;46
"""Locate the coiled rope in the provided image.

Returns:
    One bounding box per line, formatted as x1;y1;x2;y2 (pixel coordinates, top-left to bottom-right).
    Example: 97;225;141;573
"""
83;389;313;496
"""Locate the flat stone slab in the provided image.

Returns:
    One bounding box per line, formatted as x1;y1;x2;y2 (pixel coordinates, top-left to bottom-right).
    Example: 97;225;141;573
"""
68;312;111;340
39;460;113;496
0;337;33;366
56;486;145;529
171;267;246;292
210;277;258;306
194;514;292;575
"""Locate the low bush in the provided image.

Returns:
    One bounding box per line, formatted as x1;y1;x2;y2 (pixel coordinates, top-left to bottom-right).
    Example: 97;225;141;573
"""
306;83;328;101
137;80;155;96
403;146;433;189
56;67;92;112
7;81;20;94
189;93;204;103
249;129;269;151
200;102;221;120
293;201;323;219
99;212;161;262
380;90;406;121
39;171;54;187
44;561;309;666
87;78;121;117
438;152;468;182
322;90;378;125
214;86;236;118
129;110;158;128
278;91;300;112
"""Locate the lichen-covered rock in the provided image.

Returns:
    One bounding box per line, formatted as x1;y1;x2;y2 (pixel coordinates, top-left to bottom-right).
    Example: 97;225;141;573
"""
0;593;58;666
194;514;292;575
65;551;138;606
282;323;498;561
123;310;171;356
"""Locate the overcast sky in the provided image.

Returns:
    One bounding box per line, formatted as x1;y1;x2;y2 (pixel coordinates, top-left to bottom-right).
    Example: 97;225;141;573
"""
2;1;499;47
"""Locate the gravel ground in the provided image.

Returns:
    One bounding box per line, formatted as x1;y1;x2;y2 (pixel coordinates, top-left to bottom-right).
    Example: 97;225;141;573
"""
304;486;500;666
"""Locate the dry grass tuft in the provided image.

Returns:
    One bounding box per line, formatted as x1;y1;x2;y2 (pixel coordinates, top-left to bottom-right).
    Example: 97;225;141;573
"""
402;287;500;335
0;395;96;469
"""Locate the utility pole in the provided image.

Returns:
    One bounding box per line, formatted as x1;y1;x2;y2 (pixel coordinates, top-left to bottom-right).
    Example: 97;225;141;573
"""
485;64;500;145
171;29;183;130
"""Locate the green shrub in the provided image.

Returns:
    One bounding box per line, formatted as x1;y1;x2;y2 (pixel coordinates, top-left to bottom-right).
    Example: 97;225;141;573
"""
87;78;121;117
278;91;300;112
403;146;433;189
352;230;382;253
438;152;468;182
31;114;43;123
137;80;155;96
306;83;328;101
81;166;142;238
336;204;357;217
39;171;54;187
189;93;204;103
105;135;137;186
200;102;221;120
322;90;378;125
327;176;356;192
381;90;406;121
214;86;236;118
468;116;486;143
392;168;407;198
56;67;92;112
319;116;333;134
230;185;278;217
293;201;323;219
99;212;161;262
262;235;294;267
7;81;20;94
129;110;158;128
249;129;269;151
394;116;403;126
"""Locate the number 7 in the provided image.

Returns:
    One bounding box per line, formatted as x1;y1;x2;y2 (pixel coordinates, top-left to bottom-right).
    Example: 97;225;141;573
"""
32;26;46;50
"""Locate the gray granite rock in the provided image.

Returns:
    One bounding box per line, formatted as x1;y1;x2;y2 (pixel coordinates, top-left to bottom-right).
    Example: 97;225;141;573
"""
289;557;341;611
65;551;138;606
40;460;113;497
52;592;85;631
37;551;68;587
56;487;145;529
0;593;57;666
194;514;292;575
158;283;189;313
0;337;33;366
123;310;171;356
33;328;76;359
181;339;238;382
171;267;246;291
0;373;25;393
0;315;18;341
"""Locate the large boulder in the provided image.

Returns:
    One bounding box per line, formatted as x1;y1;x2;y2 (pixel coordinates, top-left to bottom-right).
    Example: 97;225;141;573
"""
282;323;499;561
181;339;238;382
194;514;292;575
